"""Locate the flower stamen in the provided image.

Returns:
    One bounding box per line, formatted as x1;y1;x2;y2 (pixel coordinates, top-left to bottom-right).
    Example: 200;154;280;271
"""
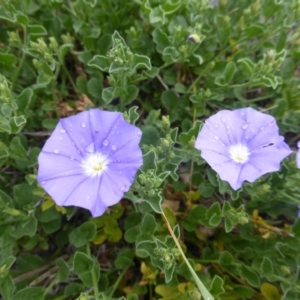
81;152;109;177
229;144;250;163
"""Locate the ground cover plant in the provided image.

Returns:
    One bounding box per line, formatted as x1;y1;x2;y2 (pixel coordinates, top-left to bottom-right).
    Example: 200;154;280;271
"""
0;0;300;299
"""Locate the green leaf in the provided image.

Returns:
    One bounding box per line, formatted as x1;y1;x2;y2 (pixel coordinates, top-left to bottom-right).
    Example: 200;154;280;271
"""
161;0;182;14
143;194;163;214
161;90;178;110
240;265;260;287
0;5;16;22
206;202;222;227
124;106;139;124
260;257;274;274
123;85;139;105
131;54;152;71
140;150;157;172
73;252;100;287
152;28;170;53
12;287;44;300
149;6;165;25
238;58;256;77
179;120;202;145
16;88;33;113
10;215;37;238
0;52;16;66
69;222;97;248
0;141;9;159
0;275;15;300
0;115;11;133
144;66;159;78
224;61;236;83
139;213;156;235
114;247;134;269
9;136;26;160
136;240;156;258
64;283;84;297
102;87;124;104
245;24;264;37
27;25;47;36
13;183;40;207
88;55;110;71
219;251;234;266
209;275;225;296
83;0;97;7
56;258;69;282
87;77;103;100
42;118;57;130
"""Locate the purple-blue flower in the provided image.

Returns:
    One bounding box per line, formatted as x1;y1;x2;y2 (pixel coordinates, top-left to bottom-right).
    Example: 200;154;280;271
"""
37;109;143;217
195;107;292;190
296;141;300;169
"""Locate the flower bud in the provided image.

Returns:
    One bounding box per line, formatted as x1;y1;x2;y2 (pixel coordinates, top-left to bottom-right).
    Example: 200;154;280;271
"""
188;34;201;44
49;37;58;52
162;115;170;130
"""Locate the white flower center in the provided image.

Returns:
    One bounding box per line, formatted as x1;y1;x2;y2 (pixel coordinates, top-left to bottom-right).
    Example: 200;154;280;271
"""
81;152;109;177
228;144;250;163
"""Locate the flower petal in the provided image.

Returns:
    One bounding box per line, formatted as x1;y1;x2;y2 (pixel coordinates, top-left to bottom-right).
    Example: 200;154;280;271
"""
297;141;300;169
195;107;292;190
37;108;143;217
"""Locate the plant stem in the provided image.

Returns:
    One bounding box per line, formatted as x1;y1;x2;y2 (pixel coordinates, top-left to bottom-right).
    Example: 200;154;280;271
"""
107;265;129;298
162;211;214;300
86;243;99;299
12;27;27;90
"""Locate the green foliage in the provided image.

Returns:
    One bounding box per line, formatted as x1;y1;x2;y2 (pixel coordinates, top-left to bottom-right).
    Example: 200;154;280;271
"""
1;0;300;299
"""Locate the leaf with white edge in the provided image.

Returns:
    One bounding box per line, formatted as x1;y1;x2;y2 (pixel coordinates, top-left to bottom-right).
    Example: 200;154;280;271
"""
139;213;156;235
161;0;182;14
73;252;100;287
0;115;11;133
163;46;180;63
179;120;202;145
16;88;33;113
149;6;165;25
136;240;156;258
27;25;47;37
240;265;260;287
10;215;37;238
111;30;127;46
164;264;176;283
124;106;139;124
152;28;170;53
260;257;274;274
11;115;26;127
144;66;159;78
238;58;256;77
102;87;124;104
143;194;163;214
0;5;17;22
88;55;110;72
131;54;152;71
123;85;139;105
83;0;97;7
219;251;234;266
141;150;157;172
206;202;222;227
209;275;225;296
224;61;236;83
